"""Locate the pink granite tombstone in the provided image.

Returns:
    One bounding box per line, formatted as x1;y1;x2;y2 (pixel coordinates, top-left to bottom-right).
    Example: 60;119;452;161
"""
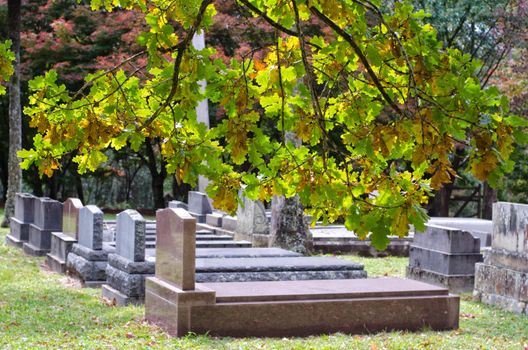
62;198;83;239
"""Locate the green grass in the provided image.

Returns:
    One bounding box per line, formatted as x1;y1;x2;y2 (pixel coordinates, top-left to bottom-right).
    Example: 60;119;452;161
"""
1;226;527;349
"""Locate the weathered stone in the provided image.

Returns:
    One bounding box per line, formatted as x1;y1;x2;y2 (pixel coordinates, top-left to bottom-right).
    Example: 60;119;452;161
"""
6;217;30;247
78;205;104;250
474;202;528;313
492;202;528;255
221;216;237;232
108;253;155;274
195;248;301;259
407;224;482;292
236;195;269;236
106;264;150;297
428;217;492;247
196;270;367;283
66;252;108;283
62;198;83;239
71;242;113;261
115;209;145;262
47;232;76;273
270;195;310;254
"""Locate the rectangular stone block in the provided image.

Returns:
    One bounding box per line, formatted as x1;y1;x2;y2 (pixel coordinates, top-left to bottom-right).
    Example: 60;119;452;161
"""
62;198;83;239
222;216;237;232
78;205;104;251
116;209;145;262
492;202;528;255
414;224;480;253
14;193;36;223
9;217;29;242
168;201;188;210
33;197;63;230
206;213;223;227
408;246;483;275
156;208;196;290
188;191;213;215
50;232;76;262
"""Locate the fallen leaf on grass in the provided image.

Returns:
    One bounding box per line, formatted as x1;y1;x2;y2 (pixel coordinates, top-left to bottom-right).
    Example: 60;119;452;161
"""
461;313;476;319
126;332;135;339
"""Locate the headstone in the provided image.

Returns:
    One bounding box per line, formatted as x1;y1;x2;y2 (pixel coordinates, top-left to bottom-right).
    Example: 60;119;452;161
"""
6;193;37;247
66;205;114;287
47;198;84;273
474;202;528;314
23;197;63;256
236;196;269;236
407;224;483;292
115;209;145;262
270;195;310;254
187;191;213;223
102;209;151;305
62;198;83;239
427;217;492;247
78;205;104;250
188;191;213;215
156;208;196;290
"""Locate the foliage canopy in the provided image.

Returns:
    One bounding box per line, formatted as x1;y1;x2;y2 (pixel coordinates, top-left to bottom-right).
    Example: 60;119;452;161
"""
19;0;523;248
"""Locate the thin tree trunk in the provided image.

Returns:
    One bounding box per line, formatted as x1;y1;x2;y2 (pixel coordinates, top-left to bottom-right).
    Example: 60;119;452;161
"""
482;181;496;219
1;0;21;227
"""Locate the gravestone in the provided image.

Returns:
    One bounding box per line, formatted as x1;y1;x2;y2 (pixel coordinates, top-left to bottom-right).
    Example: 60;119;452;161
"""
145;208;459;337
427;217;493;247
407;224;483;292
67;205;114;287
235;196;270;247
23;197;63;256
474;202;528;314
168;200;188;210
102;209;153;305
187;191;213;223
6;193;36;248
270;195;311;254
47;198;83;273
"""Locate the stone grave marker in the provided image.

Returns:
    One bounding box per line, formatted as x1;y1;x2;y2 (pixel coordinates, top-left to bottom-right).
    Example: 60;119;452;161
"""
67;205;114;287
6;193;36;247
474;202;528;314
235;195;270;247
23;197;63;256
188;191;212;223
47;198;83;273
102;209;153;305
407;224;483;292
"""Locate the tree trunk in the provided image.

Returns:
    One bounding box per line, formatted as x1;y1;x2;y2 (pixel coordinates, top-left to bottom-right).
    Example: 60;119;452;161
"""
482;181;496;219
144;140;167;209
1;0;21;227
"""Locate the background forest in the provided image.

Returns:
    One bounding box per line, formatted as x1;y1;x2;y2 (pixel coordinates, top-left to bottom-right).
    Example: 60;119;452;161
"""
0;0;526;215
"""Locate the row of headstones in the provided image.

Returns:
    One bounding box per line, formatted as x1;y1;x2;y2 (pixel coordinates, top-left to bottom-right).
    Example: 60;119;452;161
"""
171;191;271;247
407;201;528;315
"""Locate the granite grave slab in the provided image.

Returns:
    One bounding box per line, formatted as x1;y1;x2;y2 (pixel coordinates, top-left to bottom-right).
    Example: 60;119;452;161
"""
145;207;459;337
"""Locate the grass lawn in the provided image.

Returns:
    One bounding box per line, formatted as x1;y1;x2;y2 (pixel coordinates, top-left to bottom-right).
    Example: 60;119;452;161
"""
0;224;527;349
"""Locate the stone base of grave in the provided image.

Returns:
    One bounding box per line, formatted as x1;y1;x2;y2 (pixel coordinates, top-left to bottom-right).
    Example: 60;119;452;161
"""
406;266;475;293
5;234;24;248
66;243;113;287
103;254;155;305
7;217;30;247
46;232;77;274
102;284;143;306
473;251;528;314
233;231;270;248
145;277;459;337
23;224;55;256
